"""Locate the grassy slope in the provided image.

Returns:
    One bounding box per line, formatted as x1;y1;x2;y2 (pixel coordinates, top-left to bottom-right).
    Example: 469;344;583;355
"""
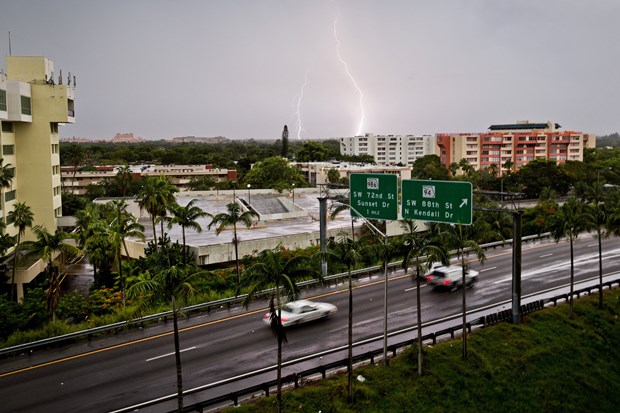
231;289;620;412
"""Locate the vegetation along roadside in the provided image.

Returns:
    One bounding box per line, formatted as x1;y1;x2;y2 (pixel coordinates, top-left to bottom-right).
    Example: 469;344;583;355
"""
229;287;620;413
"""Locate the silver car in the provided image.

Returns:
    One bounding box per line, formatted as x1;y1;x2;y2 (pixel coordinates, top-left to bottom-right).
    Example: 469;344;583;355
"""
262;300;338;327
425;265;479;291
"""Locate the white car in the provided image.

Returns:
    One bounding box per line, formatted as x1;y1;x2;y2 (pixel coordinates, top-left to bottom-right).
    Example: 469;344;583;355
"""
262;300;338;327
425;265;479;291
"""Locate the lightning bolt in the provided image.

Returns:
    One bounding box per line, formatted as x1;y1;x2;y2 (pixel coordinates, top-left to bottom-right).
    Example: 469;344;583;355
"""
291;69;310;140
333;17;365;136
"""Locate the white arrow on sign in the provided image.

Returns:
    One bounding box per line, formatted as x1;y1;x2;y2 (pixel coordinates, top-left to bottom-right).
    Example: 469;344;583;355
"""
459;198;468;208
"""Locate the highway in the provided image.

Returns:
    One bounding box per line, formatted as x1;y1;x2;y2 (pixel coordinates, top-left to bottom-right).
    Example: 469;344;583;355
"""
1;235;620;413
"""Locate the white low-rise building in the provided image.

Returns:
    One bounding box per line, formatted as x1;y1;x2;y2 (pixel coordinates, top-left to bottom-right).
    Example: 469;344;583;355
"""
291;161;411;186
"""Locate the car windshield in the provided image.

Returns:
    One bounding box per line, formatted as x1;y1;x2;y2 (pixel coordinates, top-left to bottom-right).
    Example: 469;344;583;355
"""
281;304;295;313
299;305;317;313
430;270;446;278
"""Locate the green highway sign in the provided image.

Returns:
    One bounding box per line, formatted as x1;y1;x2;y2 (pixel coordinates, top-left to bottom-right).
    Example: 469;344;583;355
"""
349;173;398;221
401;180;472;225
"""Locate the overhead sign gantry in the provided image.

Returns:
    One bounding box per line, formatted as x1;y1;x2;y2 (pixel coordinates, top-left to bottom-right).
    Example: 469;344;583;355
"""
349;173;398;221
401;179;472;225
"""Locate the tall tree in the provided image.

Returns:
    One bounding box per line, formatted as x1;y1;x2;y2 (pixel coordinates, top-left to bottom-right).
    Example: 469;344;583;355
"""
513;159;573;198
399;220;448;375
208;202;258;286
7;202;34;302
243;156;307;192
0;158;14;225
109;200;145;305
281;124;289;159
136;175;178;247
129;263;209;413
243;246;314;413
410;155;450;180
547;196;592;316
164;199;211;264
22;226;81;320
295;141;328;162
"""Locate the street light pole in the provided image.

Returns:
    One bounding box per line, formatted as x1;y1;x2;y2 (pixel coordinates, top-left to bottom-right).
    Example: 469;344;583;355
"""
333;201;390;365
247;184;251;205
292;183;295;204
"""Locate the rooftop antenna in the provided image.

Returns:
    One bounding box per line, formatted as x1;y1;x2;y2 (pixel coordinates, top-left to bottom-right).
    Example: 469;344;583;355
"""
8;31;11;55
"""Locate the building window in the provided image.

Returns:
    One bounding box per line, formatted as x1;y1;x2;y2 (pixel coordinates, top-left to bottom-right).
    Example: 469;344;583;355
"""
67;99;75;117
55;207;62;217
20;96;32;116
52;165;60;175
1;121;12;133
0;89;6;111
4;190;16;202
50;123;58;134
2;145;14;155
51;144;59;154
6;167;14;178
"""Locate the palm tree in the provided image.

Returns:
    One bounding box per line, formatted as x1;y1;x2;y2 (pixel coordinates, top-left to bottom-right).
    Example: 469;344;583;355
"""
114;165;134;197
74;203;103;248
22;226;81;320
129;263;209;413
164;199;211;264
84;219;115;287
330;195;356;241
0;222;15;257
208;202;258;286
75;204;116;287
109;200;145;305
327;234;363;402
436;222;486;360
580;181;610;309
243;246;315;413
7;202;34;302
0;158;14;225
399;220;448;375
136;175;178;247
547;196;592;316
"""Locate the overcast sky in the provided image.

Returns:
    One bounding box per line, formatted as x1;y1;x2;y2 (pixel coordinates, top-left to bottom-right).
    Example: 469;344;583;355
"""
1;0;618;140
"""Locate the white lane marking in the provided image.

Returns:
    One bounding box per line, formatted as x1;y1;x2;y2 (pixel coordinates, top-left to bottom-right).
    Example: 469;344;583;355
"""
587;243;597;247
404;284;428;292
480;266;496;272
492;247;620;284
146;346;196;362
539;253;553;258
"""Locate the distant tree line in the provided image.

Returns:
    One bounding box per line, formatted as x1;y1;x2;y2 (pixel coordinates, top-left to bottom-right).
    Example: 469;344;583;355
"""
596;132;620;148
60;139;374;173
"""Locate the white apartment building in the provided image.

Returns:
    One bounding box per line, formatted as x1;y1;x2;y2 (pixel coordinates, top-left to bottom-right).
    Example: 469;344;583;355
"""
340;133;437;166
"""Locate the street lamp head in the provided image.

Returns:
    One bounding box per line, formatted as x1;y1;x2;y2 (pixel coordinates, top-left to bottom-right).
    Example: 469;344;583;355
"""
247;184;251;189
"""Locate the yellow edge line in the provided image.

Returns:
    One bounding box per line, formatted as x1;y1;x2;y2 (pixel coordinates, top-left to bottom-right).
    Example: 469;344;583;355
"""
0;240;556;378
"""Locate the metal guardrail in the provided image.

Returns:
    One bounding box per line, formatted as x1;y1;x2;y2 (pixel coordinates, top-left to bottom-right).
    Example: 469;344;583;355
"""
156;277;620;413
0;232;551;358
